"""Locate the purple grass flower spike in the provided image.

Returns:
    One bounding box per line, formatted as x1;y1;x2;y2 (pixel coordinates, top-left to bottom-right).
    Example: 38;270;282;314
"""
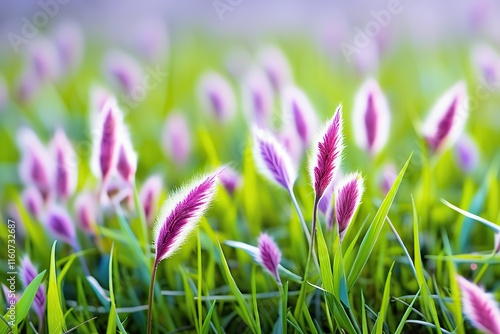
352;78;391;155
455;134;479;173
26;37;60;82
334;172;364;240
472;44;500;90
17;127;53;199
421;81;469;153
282;85;318;147
139;174;163;225
20;256;46;321
219;166;242;195
309;105;344;201
162;111;191;166
2;284;18;307
44;205;76;247
116;129;138;184
242;67;274;128
153;172;219;265
253;128;297;192
380;163;397;195
53;19;84;74
457;276;500;334
22;187;44;218
198;71;236;123
257;233;282;285
51;128;78;200
258;45;293;92
74;191;98;234
104;49;144;96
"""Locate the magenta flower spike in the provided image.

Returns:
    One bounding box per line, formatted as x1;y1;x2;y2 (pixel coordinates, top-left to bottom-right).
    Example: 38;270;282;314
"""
153;172;219;265
74;192;98;234
139;174;163;224
242;67;274;128
53;19;84;74
219;166;242;195
89;85;112;125
309;105;344;201
17;127;53;198
253;128;297;192
457;276;500;334
162;111;191;166
44;205;76;247
455;134;479;173
22;187;44;218
91;97;124;185
471;44;500;90
352;78;391;155
257;233;282;285
19;256;46;321
104;49;144;96
26;37;60;82
282;85;318;147
116;129;138;184
258;45;293;92
421;81;469;152
51;128;78;201
197;71;236;124
334;172;364;240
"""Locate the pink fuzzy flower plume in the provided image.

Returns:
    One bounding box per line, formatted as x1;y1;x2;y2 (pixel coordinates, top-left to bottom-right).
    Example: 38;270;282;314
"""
198;71;236;124
334;172;364;241
51;128;78;201
281;85;318;147
457;276;500;334
352;78;390;155
257;233;282;285
421;81;468;152
20;256;46;322
153;172;219;266
309;105;344;200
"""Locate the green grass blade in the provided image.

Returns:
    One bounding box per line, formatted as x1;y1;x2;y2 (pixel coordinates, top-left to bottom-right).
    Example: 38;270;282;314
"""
47;241;66;334
394;289;421;334
374;262;394;334
201;301;217;334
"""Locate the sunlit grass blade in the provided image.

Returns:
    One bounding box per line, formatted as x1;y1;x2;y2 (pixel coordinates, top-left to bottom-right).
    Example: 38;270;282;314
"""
373;262;394;334
201;301;217;334
441;198;500;233
394;289;421;334
47;241;66;334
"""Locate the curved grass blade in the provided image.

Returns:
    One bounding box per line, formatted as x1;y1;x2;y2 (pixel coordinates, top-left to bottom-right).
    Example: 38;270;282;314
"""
48;241;66;334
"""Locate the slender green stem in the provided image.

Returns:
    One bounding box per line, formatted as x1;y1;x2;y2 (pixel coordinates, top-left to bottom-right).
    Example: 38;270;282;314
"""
293;196;319;321
278;283;287;332
147;263;158;334
197;231;203;332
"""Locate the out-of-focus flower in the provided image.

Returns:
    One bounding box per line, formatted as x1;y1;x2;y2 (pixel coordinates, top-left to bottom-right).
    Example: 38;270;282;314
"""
241;67;274;128
309;105;344;201
89;85;112;126
16;70;40;103
219;166;242;195
17;128;53;198
457;276;500;334
258;45;293;92
44;205;76;247
51;128;78;200
0;76;8;111
352;78;391;155
19;256;46;322
197;71;236;124
334;172;364;240
455;134;479;173
277;126;303;165
380;163;397;195
26;37;60;82
253;128;297;192
421;81;468;152
131;18;169;63
256;233;282;285
53;19;84;74
162;111;191;166
116;129;138;184
2;284;19;307
104;49;144;96
139;174;163;224
281;85;318;147
74;192;98;234
153;172;219;265
22;187;44;218
471;44;500;90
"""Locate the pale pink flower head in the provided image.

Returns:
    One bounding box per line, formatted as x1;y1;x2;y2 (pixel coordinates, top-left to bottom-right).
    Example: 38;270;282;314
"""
253;128;297;192
455;134;479;173
139;174;163;225
219;166;242;195
0;75;7;111
277;126;303;166
421;81;469;153
380;163;397;195
256;233;282;285
131;17;169;62
153;172;219;265
471;44;500;90
19;256;46;321
241;67;275;128
74;191;98;234
116;128;138;184
17;127;53;198
457;276;500;334
197;71;236;124
281;85;318;146
334;172;364;240
257;45;293;92
162;111;191;166
22;187;44;218
352;78;391;155
53;19;84;74
89;85;112;125
51;128;78;200
104;49;144;96
44;205;76;247
309;105;344;201
26;37;60;82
